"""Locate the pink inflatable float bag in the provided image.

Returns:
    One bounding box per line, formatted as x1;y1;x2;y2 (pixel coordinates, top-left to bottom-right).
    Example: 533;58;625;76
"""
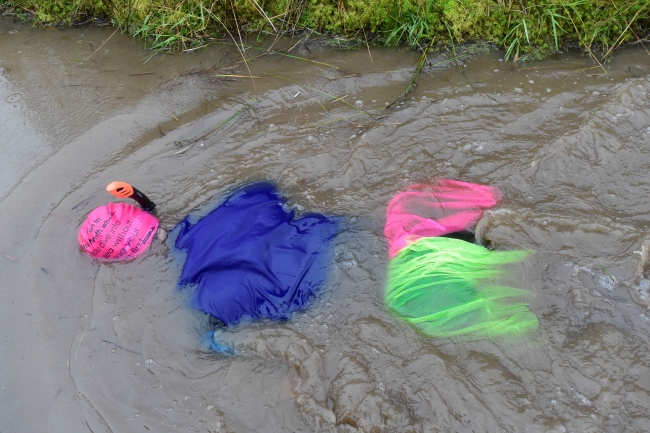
78;182;158;261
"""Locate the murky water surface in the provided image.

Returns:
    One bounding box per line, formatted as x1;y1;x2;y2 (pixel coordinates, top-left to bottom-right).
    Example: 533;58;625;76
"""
1;18;650;433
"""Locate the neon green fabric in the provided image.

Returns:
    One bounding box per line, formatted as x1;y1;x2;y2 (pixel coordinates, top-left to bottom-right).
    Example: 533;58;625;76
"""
386;237;539;339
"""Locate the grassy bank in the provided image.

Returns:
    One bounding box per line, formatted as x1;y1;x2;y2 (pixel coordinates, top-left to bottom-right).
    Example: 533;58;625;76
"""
3;0;649;61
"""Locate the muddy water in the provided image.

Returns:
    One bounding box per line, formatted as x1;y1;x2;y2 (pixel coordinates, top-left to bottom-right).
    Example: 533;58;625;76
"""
2;18;650;433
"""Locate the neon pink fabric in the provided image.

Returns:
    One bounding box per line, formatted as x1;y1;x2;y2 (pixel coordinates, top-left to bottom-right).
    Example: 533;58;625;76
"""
78;202;159;260
385;179;501;258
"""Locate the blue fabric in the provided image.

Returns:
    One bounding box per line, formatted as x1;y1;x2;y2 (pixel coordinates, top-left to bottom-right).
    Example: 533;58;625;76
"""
200;332;235;355
174;182;340;326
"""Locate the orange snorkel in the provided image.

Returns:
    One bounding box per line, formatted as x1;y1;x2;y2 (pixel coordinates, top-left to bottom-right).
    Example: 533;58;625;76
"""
106;181;156;212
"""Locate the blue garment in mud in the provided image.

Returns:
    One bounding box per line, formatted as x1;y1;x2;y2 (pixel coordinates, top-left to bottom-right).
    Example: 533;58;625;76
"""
174;182;339;326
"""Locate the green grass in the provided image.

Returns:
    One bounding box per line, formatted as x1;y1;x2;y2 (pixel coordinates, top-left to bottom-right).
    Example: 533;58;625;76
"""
2;0;649;61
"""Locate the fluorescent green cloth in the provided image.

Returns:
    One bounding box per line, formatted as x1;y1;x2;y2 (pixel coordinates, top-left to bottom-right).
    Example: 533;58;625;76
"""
386;237;538;339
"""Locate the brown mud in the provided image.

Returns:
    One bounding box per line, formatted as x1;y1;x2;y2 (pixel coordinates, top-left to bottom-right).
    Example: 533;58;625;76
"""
1;19;650;433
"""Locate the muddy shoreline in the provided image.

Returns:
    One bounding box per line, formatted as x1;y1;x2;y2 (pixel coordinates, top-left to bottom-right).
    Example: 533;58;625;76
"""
3;0;650;60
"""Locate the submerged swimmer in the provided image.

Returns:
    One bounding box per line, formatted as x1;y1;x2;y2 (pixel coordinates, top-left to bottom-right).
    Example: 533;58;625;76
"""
173;182;340;326
383;179;539;339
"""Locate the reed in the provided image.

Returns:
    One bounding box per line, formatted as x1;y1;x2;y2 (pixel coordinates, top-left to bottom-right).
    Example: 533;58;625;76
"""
4;0;649;61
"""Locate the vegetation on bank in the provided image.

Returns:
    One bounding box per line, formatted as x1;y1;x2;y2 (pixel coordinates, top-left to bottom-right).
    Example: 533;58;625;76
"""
2;0;649;61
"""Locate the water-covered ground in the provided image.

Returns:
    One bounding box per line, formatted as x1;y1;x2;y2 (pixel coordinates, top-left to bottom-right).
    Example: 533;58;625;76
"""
1;19;650;433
